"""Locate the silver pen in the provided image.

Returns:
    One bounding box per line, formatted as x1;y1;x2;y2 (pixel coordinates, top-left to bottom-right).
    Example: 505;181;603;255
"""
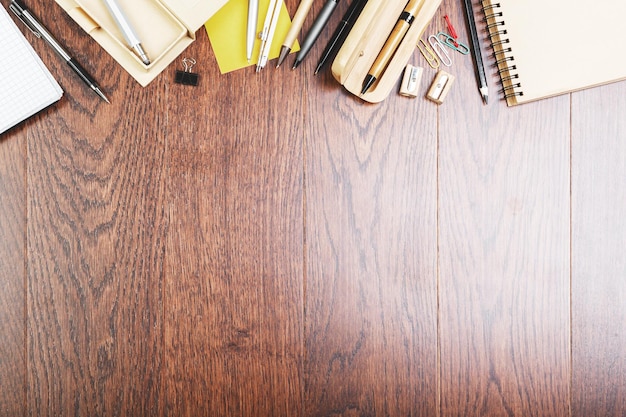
9;0;109;103
101;0;150;65
255;0;281;71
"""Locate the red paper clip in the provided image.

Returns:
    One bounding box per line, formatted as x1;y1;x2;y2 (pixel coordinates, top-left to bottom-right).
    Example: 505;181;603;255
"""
444;15;460;46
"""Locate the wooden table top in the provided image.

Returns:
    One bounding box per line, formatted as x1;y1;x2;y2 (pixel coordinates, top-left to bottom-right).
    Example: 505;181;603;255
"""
1;0;624;415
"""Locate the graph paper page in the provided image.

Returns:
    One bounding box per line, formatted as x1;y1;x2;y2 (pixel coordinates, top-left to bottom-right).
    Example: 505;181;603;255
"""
0;4;62;134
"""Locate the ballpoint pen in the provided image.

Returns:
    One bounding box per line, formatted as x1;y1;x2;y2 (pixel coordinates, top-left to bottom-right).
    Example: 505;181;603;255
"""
275;0;314;67
292;0;340;69
256;0;282;71
314;0;367;74
247;0;259;62
462;0;488;104
9;0;110;103
102;0;150;65
361;0;423;94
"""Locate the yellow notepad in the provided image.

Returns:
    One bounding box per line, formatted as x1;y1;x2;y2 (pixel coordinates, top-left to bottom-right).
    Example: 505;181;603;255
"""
205;0;298;74
483;0;626;106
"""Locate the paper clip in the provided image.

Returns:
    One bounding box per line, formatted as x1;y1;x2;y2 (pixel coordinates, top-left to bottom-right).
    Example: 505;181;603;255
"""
175;57;199;86
436;31;470;55
417;39;440;69
428;35;452;67
443;15;459;44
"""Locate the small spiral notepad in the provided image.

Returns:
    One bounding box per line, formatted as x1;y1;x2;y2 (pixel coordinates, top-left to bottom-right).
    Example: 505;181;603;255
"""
0;5;62;135
482;0;626;106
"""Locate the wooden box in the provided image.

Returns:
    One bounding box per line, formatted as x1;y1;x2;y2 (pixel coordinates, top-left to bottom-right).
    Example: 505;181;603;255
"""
331;0;442;103
55;0;228;86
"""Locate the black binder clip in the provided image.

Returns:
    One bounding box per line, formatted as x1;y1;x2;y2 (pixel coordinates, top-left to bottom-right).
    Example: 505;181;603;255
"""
175;58;199;86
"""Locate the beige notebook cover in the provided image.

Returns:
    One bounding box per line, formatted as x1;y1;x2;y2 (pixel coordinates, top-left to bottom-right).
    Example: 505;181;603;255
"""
483;0;626;106
55;0;228;86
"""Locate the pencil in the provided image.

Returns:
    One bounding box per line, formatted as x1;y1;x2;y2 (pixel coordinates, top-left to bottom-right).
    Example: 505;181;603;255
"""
462;0;488;104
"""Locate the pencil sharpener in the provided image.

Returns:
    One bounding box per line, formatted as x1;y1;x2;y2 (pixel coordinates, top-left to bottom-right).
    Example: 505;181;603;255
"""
426;70;455;104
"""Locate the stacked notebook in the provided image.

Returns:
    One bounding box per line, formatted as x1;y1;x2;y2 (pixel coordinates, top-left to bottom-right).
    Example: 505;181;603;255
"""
483;0;626;106
0;4;62;134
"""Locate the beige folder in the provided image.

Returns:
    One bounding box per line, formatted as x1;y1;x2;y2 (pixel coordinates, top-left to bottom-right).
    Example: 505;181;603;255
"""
56;0;228;86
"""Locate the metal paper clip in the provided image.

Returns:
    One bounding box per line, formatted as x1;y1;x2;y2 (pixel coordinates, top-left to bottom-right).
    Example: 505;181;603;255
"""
417;39;440;69
428;35;452;67
443;15;459;43
175;58;199;86
436;31;470;55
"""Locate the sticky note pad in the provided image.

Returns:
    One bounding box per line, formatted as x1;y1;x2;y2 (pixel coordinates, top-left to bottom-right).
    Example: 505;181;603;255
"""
205;0;299;73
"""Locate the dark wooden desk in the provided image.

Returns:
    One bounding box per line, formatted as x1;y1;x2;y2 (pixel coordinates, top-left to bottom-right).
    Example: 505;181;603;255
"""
1;0;624;415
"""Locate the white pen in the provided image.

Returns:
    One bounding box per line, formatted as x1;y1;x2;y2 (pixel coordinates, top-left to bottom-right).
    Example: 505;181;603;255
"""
101;0;150;65
246;0;258;62
256;0;281;71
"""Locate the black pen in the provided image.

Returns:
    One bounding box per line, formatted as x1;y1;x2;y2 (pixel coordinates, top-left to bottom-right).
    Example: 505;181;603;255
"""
314;0;367;75
292;0;340;70
9;0;110;103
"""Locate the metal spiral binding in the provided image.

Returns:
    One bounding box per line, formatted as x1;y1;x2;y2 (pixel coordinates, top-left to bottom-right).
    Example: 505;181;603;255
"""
483;12;502;21
486;21;505;30
495;56;514;65
491;38;510;48
491;47;512;60
482;2;500;11
500;83;521;95
501;73;519;83
480;0;522;101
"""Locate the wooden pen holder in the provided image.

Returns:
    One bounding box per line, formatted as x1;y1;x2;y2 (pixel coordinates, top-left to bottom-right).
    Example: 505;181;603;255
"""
331;0;442;103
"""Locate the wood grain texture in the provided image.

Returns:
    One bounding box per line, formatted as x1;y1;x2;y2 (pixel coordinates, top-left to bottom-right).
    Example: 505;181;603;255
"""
0;128;26;416
304;44;439;416
437;3;571;416
571;82;626;417
25;6;167;415
1;0;626;414
162;39;304;417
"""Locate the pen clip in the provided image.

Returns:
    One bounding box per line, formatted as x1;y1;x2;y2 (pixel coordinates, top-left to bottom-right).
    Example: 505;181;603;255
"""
8;3;42;38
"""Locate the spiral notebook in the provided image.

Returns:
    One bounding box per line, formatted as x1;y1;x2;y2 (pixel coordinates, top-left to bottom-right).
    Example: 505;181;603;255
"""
0;4;62;135
483;0;626;106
